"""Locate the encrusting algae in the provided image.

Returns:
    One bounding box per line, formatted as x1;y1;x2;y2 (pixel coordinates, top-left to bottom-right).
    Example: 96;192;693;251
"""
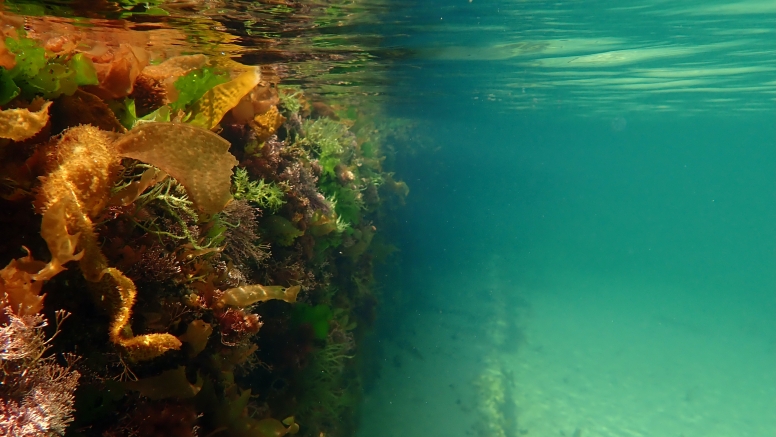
0;7;410;437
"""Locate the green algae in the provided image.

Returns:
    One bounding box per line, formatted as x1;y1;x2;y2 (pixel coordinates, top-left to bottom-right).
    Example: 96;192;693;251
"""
262;215;304;246
3;36;98;103
232;167;286;212
292;303;334;340
301;117;353;177
170;66;229;111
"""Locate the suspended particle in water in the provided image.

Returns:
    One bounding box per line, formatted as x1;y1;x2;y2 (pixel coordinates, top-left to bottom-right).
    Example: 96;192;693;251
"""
611;115;627;132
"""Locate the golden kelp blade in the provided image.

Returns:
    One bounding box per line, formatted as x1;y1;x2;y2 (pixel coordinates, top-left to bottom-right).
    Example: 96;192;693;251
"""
113;122;238;215
219;284;301;307
34;199;83;280
0;99;52;141
178;319;213;357
188;66;262;130
0;206;79;319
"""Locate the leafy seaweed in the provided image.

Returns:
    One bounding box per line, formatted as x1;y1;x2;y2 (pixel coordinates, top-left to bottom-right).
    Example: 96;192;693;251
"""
110;99;171;130
171;67;229;111
261;215;303;246
108;99;137;130
0;69;20;105
3;36;98;101
69;53;99;85
5;36;46;79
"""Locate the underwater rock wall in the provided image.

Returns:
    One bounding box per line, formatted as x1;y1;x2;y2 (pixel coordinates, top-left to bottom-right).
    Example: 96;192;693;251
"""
0;9;408;437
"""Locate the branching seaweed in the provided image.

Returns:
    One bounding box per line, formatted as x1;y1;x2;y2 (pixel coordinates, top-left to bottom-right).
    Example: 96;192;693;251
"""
299;118;356;177
233;167;286;213
0;311;80;436
131;177;202;245
297;322;356;435
278;85;304;115
221;200;270;269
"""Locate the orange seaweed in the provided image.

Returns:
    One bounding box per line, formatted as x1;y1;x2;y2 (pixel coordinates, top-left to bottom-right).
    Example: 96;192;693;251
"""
0;199;82;323
113;122;238;215
37;124;181;360
0;99;52;142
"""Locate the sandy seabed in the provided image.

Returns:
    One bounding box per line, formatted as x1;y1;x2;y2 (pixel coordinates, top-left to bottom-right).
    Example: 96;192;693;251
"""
358;269;776;437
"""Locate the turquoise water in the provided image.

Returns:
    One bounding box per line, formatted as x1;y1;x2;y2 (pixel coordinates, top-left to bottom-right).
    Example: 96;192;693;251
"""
358;1;776;436
373;0;774;115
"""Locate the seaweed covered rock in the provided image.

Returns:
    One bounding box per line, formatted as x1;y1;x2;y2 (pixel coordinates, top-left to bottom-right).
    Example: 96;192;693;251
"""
0;10;409;437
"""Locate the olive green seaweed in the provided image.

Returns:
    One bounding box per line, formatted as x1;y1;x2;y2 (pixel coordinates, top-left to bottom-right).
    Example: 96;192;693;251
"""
232;167;286;212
